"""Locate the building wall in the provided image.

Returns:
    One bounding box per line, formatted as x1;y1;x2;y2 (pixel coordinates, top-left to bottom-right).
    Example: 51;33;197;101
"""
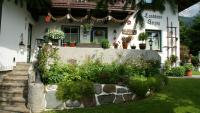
32;3;180;64
0;0;34;70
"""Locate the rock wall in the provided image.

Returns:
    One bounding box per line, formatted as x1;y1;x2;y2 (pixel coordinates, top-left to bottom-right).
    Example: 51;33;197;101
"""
58;47;161;64
45;84;136;110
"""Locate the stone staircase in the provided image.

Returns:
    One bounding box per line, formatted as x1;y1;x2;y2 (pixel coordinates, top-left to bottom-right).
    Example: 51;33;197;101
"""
0;63;31;113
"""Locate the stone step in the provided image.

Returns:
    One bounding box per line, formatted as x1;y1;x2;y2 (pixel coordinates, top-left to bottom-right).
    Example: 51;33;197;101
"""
0;89;27;98
0;110;18;113
0;88;26;94
13;65;30;71
0;105;29;113
9;70;29;75
0;83;27;89
0;101;26;107
3;76;28;83
0;96;26;103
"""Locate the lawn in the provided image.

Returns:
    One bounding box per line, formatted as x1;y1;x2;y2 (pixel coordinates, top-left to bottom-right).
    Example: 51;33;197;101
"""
192;71;200;75
44;78;200;113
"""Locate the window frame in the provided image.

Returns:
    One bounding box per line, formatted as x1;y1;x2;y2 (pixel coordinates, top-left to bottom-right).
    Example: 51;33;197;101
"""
91;27;108;43
61;26;80;45
145;29;162;52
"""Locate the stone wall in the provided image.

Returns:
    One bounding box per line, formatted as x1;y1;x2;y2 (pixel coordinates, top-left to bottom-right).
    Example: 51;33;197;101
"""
58;47;161;64
45;84;136;110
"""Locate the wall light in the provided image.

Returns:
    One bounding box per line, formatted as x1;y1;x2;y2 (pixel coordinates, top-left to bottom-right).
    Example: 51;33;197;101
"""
19;33;25;51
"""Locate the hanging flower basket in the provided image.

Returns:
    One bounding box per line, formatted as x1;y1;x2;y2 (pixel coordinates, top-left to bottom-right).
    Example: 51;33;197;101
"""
46;29;65;40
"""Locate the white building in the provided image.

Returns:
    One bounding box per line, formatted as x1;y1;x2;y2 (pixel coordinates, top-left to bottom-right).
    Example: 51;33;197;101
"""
0;0;180;71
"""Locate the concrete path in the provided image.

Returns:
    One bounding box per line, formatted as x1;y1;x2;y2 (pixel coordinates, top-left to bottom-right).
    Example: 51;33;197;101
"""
169;75;200;79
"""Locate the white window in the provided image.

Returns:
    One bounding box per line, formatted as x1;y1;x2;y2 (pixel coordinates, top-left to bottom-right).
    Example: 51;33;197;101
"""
145;30;161;51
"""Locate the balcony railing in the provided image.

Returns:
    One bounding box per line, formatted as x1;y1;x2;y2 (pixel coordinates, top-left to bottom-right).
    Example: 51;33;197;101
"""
51;0;133;11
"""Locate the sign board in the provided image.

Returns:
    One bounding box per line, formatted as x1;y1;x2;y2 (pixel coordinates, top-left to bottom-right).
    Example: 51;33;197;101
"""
144;12;163;26
122;29;137;35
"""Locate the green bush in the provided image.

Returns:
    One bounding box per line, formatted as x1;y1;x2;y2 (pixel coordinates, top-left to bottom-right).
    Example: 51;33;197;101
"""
56;80;94;101
101;39;110;49
128;75;168;97
191;56;199;67
184;64;193;71
128;76;150;97
166;66;185;77
148;75;168;92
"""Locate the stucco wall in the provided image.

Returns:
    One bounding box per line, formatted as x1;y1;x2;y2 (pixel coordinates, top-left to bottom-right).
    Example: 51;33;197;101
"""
0;0;34;70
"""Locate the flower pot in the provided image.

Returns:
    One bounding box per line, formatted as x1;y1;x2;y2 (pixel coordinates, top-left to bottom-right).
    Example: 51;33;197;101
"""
63;43;67;47
122;42;128;49
185;70;192;76
70;42;76;47
131;46;136;49
139;44;146;50
114;44;118;49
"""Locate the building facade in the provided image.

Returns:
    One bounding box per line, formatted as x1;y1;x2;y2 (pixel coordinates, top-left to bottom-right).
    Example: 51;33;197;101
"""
0;0;180;71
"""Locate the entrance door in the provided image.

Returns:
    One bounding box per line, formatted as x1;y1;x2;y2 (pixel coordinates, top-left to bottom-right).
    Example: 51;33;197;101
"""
27;24;32;63
91;27;107;43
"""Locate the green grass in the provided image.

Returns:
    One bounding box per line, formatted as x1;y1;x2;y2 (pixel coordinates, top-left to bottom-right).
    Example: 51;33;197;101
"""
44;78;200;113
192;71;200;75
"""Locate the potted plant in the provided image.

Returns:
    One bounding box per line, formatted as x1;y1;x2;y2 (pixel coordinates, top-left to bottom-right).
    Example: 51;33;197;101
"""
131;44;136;49
70;41;76;47
170;55;178;67
46;29;65;46
184;64;193;76
113;41;119;49
122;35;132;49
101;38;110;49
81;23;93;34
138;32;148;50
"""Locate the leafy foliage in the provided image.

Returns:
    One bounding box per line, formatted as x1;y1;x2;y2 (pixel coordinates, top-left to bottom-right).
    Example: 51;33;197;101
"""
101;39;110;49
128;75;168;97
37;44;59;84
56;80;94;101
165;66;185;77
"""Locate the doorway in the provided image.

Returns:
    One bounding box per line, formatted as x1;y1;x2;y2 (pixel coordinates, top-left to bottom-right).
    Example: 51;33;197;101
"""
27;24;32;63
91;27;107;43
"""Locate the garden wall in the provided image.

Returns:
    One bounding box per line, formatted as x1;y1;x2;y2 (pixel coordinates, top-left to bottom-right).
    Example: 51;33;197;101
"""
58;47;161;64
44;84;136;110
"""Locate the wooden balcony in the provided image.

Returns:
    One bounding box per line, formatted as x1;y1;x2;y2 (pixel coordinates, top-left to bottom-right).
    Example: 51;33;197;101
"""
51;0;134;11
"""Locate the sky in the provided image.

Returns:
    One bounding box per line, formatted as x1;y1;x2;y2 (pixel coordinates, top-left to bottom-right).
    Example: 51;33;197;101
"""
179;2;200;17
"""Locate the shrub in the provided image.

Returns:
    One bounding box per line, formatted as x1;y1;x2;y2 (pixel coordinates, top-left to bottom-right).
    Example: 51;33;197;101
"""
128;76;150;97
138;32;148;44
169;55;178;66
184;64;193;71
165;66;185;77
191;56;199;67
128;75;168;97
56;80;94;101
148;75;168;92
101;39;110;49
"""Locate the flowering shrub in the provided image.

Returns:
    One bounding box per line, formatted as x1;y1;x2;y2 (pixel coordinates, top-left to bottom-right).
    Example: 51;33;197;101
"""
46;29;65;40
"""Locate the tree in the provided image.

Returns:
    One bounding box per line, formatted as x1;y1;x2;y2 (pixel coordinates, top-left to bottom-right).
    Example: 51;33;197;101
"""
180;21;191;46
188;16;200;55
